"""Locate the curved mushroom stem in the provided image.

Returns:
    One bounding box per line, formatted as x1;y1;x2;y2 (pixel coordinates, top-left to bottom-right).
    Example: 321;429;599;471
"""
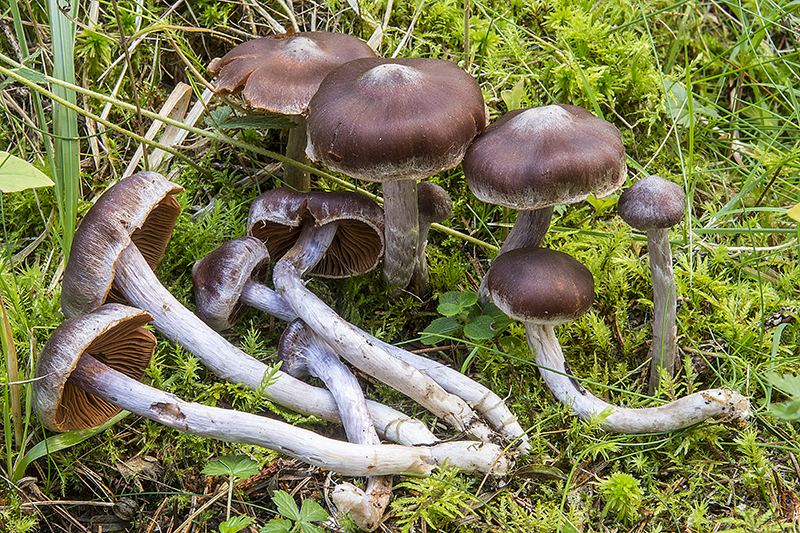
239;279;529;453
67;354;509;476
284;117;311;191
113;241;436;446
477;207;554;306
647;227;678;395
524;323;750;433
281;322;391;531
382;180;419;289
272;221;497;443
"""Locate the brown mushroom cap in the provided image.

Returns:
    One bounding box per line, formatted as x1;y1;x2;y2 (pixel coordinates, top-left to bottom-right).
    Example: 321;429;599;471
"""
192;237;272;331
486;247;594;326
417;181;453;226
306;57;487;182
61;172;184;319
617;174;687;231
209;32;377;115
247;188;385;278
34;304;155;432
464;104;627;209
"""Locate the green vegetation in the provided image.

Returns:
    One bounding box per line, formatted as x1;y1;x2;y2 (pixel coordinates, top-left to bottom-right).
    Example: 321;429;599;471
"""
1;0;799;531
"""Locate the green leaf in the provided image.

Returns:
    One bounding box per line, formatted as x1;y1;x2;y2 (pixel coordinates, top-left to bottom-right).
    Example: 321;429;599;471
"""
298;523;326;533
259;518;293;533
420;317;461;345
12;411;129;483
787;203;800;222
298;498;328;523
437;291;463;316
501;77;525;111
457;291;479;309
463;315;497;341
437;302;462;317
202;455;260;479
0;151;54;193
219;515;254;533
482;304;514;331
272;490;301;522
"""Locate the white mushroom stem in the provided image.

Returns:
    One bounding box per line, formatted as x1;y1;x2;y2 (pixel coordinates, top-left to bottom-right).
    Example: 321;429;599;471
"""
272;222;496;442
113;241;436;446
67;354;509;476
239;280;529;452
524;323;751;433
647;227;678;395
477;207;554;306
382;180;419;289
285;324;391;531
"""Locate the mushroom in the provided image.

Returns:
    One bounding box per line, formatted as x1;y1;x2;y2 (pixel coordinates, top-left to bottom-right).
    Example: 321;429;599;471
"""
208;31;377;190
306;57;487;290
617;175;687;394
247;188;499;444
463;104;627;305
279;320;392;531
34;303;511;476
411;181;453;297
193;235;529;452
60;172;438;447
485;246;751;433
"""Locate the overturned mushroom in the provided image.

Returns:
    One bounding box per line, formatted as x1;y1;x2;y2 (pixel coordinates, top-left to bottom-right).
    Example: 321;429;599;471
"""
34;304;510;476
617;175;687;394
280;320;392;531
193;235;529;452
486;246;751;433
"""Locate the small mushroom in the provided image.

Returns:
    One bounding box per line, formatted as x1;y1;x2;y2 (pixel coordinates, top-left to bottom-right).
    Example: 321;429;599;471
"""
306;57;487;290
208;31;377;190
34;304;510;476
279;320;392;531
463;104;627;305
486;246;751;433
60;172;433;447
617;175;687;394
193;235;529;452
248;188;498;443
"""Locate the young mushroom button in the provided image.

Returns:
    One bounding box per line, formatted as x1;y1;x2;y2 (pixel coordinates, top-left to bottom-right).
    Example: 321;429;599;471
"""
463;104;627;305
486;247;751;433
617;175;687;395
306;57;487;290
209;31;377;190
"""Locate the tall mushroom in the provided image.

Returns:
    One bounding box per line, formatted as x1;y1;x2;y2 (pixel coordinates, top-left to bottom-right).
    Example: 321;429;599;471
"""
279;320;392;531
247;187;499;443
617;174;687;394
35;303;511;476
463;104;627;305
485;246;750;433
60;172;440;447
209;31;377;190
193;235;529;451
306;57;487;290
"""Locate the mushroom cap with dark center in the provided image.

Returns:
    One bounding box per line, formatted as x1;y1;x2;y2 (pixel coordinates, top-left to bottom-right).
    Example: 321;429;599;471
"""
209;31;377;115
247;187;385;278
61;172;184;319
306;57;487;182
463;104;627;209
34;304;155;432
192;237;272;331
617;174;686;231
417;181;453;226
486;247;594;326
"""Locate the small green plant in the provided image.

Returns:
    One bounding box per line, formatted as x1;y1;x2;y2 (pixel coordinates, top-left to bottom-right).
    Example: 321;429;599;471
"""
202;455;260;520
391;465;476;533
260;490;328;533
598;471;642;524
765;372;800;420
419;290;512;346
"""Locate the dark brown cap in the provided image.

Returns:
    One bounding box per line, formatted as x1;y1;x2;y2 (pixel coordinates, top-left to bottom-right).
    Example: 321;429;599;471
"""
191;237;272;331
617;175;686;231
417;181;453;226
61;172;183;319
247;188;384;278
306;57;487;182
464;104;627;209
486;247;594;326
209;32;376;115
34;304;155;431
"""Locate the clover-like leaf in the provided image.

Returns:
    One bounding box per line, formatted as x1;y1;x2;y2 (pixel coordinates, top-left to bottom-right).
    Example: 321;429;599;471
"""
463;314;497;341
420;317;461;346
202;455;260;479
272;490;301;522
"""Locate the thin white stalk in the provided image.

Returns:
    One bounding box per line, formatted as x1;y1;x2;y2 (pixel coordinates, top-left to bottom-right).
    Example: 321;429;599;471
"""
382;180;419;289
525;323;750;433
647;227;678;395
